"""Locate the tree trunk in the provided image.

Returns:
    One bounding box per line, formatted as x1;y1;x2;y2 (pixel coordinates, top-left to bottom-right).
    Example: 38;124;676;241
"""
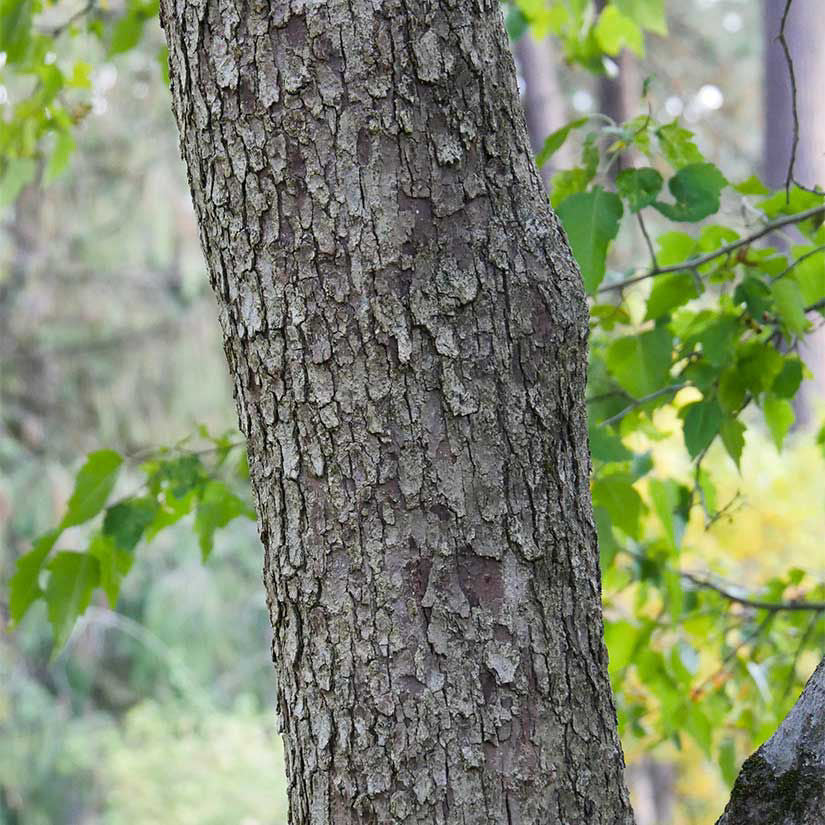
159;0;634;822
716;658;825;825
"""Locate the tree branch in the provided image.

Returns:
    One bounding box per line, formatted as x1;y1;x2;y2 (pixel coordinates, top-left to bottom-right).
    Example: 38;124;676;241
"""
598;383;687;426
716;657;825;825
681;570;825;613
597;204;825;294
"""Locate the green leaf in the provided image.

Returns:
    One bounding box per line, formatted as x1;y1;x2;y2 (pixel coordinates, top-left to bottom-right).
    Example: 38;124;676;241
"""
720;417;746;469
594;5;644;57
649;478;689;549
764;397;794;450
589;425;633;462
685;703;713;756
581;132;600;176
557;186;624;293
698;224;739;255
604;619;640;676
645;272;699;320
734;176;770;196
45;551;101;652
70;61;92;89
771;279;811;336
148;454;204;498
681;399;722;459
736;341;784;395
38;65;65;104
0;0;33;64
734;277;772;318
44;132;76;185
654;163;727;223
697;467;717;514
109;13;144;56
792;245;825;305
195;480;255;561
0;158;37;208
615;0;667;35
719;738;738;787
592;473;646;539
656;231;697;265
157;45;170;86
89;533;133;607
605;326;672;397
536;117;588;168
772;357;805;399
616;167;663;213
695;315;739;366
505;5;528;39
759;186;824;220
61;450;123;528
549;167;593;207
103;496;159;551
8;530;60;625
590;303;631;331
595;506;622;569
144;490;197;541
656;121;703;169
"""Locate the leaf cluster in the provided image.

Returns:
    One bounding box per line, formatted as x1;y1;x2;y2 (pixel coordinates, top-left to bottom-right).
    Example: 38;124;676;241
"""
0;0;165;202
7;432;253;652
549;107;825;771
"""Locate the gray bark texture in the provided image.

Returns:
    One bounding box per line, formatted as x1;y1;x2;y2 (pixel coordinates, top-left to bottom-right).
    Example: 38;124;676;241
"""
716;658;825;825
158;0;636;822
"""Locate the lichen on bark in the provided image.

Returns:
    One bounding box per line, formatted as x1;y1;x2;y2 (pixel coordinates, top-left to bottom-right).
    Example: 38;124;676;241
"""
159;0;635;821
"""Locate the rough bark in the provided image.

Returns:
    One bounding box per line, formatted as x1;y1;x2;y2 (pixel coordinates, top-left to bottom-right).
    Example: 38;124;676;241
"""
159;0;634;822
763;0;825;426
716;657;825;825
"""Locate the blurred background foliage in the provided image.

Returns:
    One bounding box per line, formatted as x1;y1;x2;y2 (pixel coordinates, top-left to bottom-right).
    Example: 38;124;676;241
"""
2;1;824;824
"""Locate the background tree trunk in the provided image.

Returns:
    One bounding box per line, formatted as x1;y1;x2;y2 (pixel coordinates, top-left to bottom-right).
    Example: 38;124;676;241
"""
763;0;825;427
595;0;639;178
514;34;570;190
159;0;634;822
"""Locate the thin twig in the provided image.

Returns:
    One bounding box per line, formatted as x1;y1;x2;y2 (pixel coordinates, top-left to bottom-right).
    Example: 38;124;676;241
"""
597;204;825;294
778;0;799;199
680;570;825;613
637;211;659;269
598;383;687;427
43;0;94;36
772;244;825;283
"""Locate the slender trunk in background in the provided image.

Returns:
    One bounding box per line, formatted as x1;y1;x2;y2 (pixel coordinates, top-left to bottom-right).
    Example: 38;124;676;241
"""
159;0;634;821
595;0;639;176
514;34;570;190
597;54;638;131
763;0;825;427
1;179;48;452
